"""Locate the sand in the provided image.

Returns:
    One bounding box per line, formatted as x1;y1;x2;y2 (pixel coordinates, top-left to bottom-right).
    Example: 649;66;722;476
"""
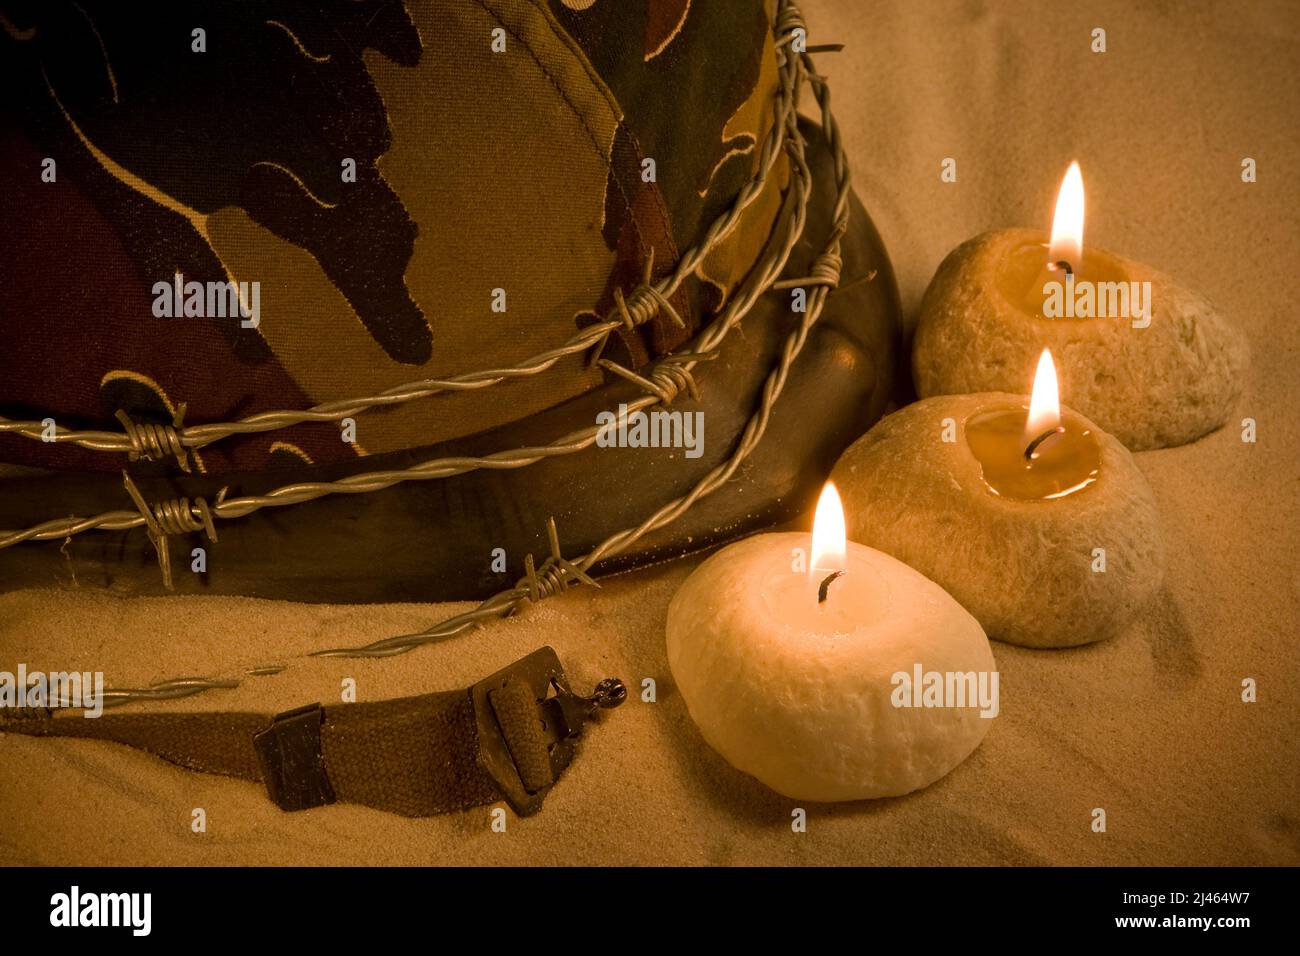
2;0;1298;866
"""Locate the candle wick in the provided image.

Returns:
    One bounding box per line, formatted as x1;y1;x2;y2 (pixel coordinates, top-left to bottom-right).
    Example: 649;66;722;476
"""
1049;259;1074;277
817;569;845;604
1023;425;1066;461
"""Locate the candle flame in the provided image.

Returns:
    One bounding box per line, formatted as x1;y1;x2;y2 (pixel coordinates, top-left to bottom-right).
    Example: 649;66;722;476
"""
1047;161;1084;272
1024;348;1062;449
810;481;847;574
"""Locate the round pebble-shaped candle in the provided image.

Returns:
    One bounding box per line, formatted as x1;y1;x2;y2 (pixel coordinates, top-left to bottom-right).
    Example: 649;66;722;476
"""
666;530;995;802
913;228;1247;450
832;393;1165;648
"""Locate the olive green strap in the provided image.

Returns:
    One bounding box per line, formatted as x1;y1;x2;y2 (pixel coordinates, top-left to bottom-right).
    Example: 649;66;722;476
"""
0;647;624;817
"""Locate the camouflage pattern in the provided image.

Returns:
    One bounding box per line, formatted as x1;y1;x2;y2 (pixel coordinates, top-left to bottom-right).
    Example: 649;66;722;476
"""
0;0;787;474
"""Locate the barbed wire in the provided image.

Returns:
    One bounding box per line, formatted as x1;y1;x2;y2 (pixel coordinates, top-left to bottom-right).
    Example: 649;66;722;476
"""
9;0;856;707
320;7;852;664
0;9;800;469
0;0;809;566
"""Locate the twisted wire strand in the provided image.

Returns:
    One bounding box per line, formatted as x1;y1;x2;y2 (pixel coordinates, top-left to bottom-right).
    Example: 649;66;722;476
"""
1;321;622;454
39;0;857;702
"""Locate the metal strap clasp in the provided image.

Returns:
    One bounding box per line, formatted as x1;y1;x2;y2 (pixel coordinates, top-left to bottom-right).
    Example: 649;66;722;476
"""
470;646;625;816
253;702;337;812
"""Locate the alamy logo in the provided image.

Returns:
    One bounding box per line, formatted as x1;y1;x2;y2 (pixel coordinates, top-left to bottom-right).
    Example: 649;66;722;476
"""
49;886;151;936
152;271;260;328
890;664;1000;718
1042;274;1152;328
0;665;104;718
596;404;704;459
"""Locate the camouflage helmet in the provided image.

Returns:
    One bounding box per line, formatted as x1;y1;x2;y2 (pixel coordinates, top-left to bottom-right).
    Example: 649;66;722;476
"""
0;0;899;601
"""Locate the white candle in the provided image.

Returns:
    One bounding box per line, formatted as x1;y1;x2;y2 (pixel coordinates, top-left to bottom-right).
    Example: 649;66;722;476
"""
666;485;996;802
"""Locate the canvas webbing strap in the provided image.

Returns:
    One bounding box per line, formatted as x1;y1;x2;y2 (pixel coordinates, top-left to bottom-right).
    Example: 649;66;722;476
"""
0;647;624;817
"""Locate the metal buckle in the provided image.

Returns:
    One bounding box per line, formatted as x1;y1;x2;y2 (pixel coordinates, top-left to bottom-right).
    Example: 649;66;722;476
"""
470;646;625;816
253;702;338;812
